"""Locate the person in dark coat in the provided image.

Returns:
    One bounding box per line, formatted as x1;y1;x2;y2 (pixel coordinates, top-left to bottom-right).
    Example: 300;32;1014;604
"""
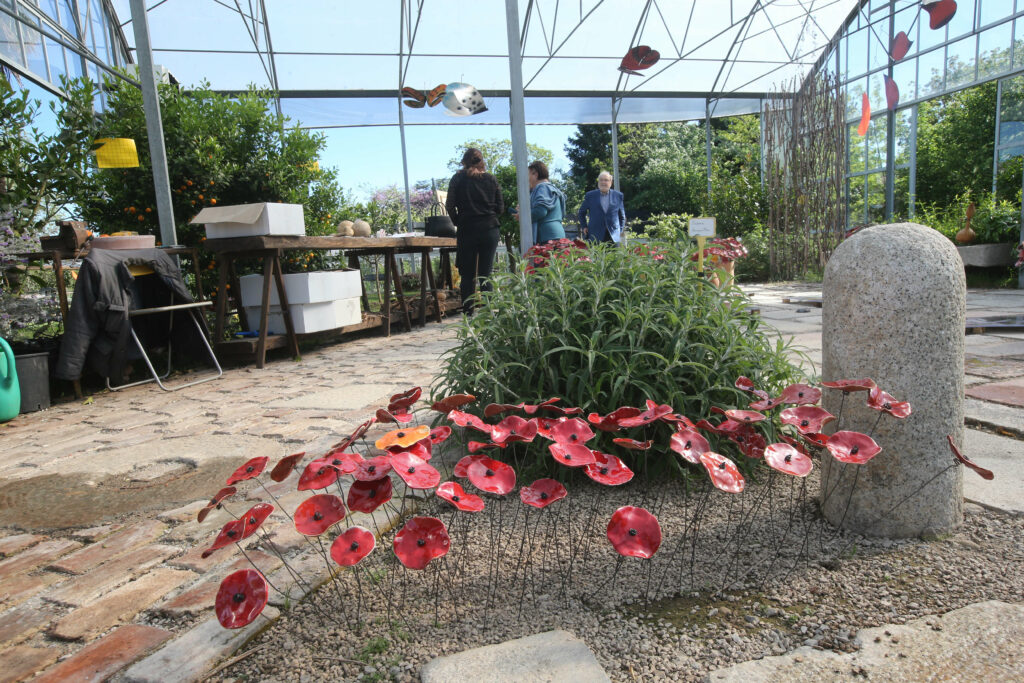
577;171;626;244
445;147;504;315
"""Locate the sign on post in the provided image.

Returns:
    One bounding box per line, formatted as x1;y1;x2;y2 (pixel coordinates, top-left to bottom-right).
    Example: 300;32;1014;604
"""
688;217;716;238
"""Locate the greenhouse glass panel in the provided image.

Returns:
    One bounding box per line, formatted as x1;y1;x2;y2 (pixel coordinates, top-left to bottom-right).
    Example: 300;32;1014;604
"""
945;0;977;40
980;0;1015;29
0;3;21;64
847;76;868;120
867;114;888;170
849;122;867;174
893;5;919;60
999;74;1024;147
917;47;946;97
65;45;82;79
21;19;47;79
849;177;867;225
43;35;65;80
946;35;978;89
977;21;1013;80
894;108;913;166
869;18;890;72
867;172;886;222
894;167;912;219
57;0;75;35
893;57;918;102
848;26;870;78
918;12;946;52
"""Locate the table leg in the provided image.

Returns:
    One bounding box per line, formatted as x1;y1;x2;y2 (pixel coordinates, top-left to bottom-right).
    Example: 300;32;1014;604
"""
349;253;370;314
52;251;69;320
214;259;230;343
424;251;443;323
419;251;428;327
382;253;392;337
190;248;204;300
256;255;274;369
228;260;248;332
389;252;412;332
272;253;300;360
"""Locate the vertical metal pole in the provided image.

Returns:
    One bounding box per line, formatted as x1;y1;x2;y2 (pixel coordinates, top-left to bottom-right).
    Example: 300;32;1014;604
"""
258;0;284;121
610;98;620;192
128;0;176;246
397;1;414;232
993;78;1003;195
705;99;713;203
884;0;896;220
759;97;766;191
505;0;533;253
909;103;917;219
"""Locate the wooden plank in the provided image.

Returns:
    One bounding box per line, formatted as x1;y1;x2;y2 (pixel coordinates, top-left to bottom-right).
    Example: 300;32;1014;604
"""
781;297;823;308
202;235;456;252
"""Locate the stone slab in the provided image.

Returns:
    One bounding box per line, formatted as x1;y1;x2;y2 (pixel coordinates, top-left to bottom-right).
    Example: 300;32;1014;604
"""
420;630;610;683
0;539;82;587
966;377;1024;407
965;397;1024;435
49;520;166;574
962;340;1024;358
0;602;61;646
267;384;392;410
45;543;181;607
157;552;282;616
0;534;44;558
706;600;1024;682
962;429;1024;515
34;624;172;683
121;607;279;683
0;646;60;683
0;573;60;609
964;356;1024;379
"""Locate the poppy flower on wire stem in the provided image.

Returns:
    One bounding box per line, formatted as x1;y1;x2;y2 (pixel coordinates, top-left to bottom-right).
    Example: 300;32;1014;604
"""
867;386;912;419
331;417;377;453
393;516;450;570
606;506;662;558
587;406;642;432
197;486;237;523
430;393;476;412
822;378;876;393
669;429;710;465
583;451;634;486
353;456;393;482
723;409;767;424
777;383;822;406
297;461;341;491
437;481;485;512
226;456;269;485
764;443;813;477
453;454;489;478
946;435;994;480
490;415;538;445
215;569;268;628
347;477;393;513
549;417;595;445
549;442;597;467
612;437;652;450
466;457;516;495
392;451;441;489
375;425;431;450
780;406;836;434
429;426;452;444
330;526;375;566
825;431;882;465
519;478;567;508
294;494;346;536
618;400;673;427
447;409;493;436
699;452;745;493
270;452;304;482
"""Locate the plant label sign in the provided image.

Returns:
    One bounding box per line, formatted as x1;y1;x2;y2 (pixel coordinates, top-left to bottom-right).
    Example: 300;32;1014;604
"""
689;217;716;238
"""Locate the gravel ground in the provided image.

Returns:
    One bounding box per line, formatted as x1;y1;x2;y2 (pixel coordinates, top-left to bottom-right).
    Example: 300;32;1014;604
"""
218;470;1024;683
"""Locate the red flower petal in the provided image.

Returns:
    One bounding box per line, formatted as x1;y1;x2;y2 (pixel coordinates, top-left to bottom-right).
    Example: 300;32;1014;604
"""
226;456;269;485
618;400;673;427
318;451;363;475
215;569;268;629
202;518;246;558
867;387;912;419
467;441;505;452
699;452;745;493
606;506;662;559
801;432;830;447
884;75;900;111
780;434;811;456
388;438;432;462
430;393;476;412
393;516;450;570
269;452;304;482
389;408;414;424
535;416;568;440
466;457;516;495
735;376;756;392
858;92;871;136
764;443;813;477
429;426;452;444
730;430;766;459
947;435;994;480
392;451;441;489
484;402;523;418
375;407;401;424
238;503;274;538
660;413;696;429
198;486;237;523
453;454;488;478
353;456;393;482
447;409;493;436
748;396;781;411
332;416;376;452
347;477;393;513
890;31;912;61
777;383;822;406
294;494;347;535
923;0;957;30
549;417;595;445
821;378;876;392
613;437;652;451
583;451;634;486
724;409;767;424
826;431;882;464
669;429;710;465
549;442;597;467
388;386;421;411
297;460;341;491
437;481;485;512
780;406;836;434
587;406;642;432
519;478;567;509
330;526;375;566
490;415;538;445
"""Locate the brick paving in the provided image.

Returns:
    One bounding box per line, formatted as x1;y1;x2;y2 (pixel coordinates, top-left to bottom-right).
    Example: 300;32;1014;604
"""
0;286;1020;681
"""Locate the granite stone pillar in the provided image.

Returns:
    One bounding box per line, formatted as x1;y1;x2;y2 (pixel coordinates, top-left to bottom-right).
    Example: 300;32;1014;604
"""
820;223;964;538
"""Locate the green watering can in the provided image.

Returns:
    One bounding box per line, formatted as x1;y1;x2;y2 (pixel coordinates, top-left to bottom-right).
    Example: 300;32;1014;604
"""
0;337;20;422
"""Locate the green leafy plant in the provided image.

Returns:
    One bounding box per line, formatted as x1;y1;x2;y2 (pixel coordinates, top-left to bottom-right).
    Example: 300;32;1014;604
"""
918;192;1021;245
433;242;805;477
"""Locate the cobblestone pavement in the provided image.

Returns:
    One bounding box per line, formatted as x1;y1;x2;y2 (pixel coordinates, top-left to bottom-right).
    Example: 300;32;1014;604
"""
0;284;1020;681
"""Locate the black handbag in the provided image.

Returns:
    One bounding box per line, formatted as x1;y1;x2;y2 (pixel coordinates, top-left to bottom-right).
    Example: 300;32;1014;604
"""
424;202;456;238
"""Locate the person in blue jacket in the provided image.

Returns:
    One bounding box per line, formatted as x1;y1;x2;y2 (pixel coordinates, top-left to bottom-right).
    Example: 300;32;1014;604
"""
523;161;566;245
577;171;626;244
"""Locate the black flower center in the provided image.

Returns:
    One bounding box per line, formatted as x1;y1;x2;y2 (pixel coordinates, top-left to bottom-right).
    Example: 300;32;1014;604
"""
407;466;416;474
510;429;517;436
397;431;406;438
416;538;426;546
628;528;638;536
600;467;609;475
684;441;692;449
317;467;327;476
248;516;256;524
350;541;360;551
718;462;727;470
485;469;494;476
332;459;342;466
313;512;323;521
452;495;460;502
800;419;809;427
233;592;246;603
743;416;751;421
798;391;804;398
784;454;792;463
851;445;859;454
883;403;891;410
368;465;376;473
246;465;254;472
540;492;549;500
226;529;237;537
735;436;744;443
569;434;579;442
368;489;376;498
564;452;572;460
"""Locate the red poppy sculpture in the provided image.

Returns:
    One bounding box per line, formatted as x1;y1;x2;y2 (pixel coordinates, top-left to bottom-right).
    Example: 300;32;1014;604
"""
890;31;912;61
669;429;710;465
699;452;745;493
447;409;493;436
549;417;595;445
375;425;430;450
587;406;642;432
946;435;994;480
353;456;393;482
202;518;246;558
466;457;516;495
764;443;813;477
392;451;441;490
618;45;660;76
618;400;673;427
330;526;376;566
331;417;377;453
612;437;652;450
297;460;341;491
826;431;882;464
867;386;912;418
520;478;567;509
549;442;597;467
294;494;347;536
922;0;957;30
583;451;634;486
437;481;485;512
607;506;662;558
226;456;269;485
215;569;268;629
490;415;538;445
197;486;237;523
777;383;822;406
269;452;305;482
429;426;452;444
347;477;393;514
393;516;450;570
453;454;489;478
431;393;476;412
535;416;568;440
821;378;876;392
388;437;432;462
724;409;767;424
780;406;836;434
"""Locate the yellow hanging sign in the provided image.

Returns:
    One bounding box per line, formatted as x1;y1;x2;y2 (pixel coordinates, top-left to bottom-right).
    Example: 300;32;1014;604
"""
93;138;140;168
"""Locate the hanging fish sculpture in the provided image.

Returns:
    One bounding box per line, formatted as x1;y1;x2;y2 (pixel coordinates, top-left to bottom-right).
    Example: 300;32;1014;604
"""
442;83;488;116
883;75;900;111
618;45;660;76
401;86;426;108
426;84;447;107
890;31;912;61
922;0;957;31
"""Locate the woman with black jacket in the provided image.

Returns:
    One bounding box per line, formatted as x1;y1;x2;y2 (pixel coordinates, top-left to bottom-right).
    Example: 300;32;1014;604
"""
445;148;504;315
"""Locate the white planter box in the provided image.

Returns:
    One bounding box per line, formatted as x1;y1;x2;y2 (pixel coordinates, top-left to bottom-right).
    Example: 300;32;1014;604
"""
238;269;362;306
244;297;362;334
191;202;305;239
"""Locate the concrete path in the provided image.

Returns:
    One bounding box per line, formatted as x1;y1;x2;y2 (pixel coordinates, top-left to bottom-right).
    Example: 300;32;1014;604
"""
0;283;1021;681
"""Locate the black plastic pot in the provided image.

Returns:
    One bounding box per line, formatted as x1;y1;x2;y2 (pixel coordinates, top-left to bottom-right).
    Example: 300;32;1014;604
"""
15;352;50;413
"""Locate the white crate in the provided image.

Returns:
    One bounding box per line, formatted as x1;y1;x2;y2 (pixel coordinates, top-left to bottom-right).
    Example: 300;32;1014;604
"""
238;269;361;306
244;297;362;334
191;203;305;239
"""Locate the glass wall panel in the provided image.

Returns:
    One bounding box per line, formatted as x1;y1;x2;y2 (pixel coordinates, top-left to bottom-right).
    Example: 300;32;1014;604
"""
977;21;1013;79
848;27;869;78
869;19;890;71
849;122;867;174
893;57;918;102
44;35;65;80
867;172;886;222
945;0;976;39
849;177;867;225
57;0;75;35
894;167;911;219
894;108;913;166
946;35;978;89
893;6;920;60
867;114;888;170
999;74;1024;147
0;4;21;64
918;13;946;52
1015;17;1024;68
847;76;868;120
20;18;47;78
917;47;946;96
980;0;1015;28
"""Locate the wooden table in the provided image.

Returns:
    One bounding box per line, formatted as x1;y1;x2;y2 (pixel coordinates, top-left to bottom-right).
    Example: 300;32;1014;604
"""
202;235;457;368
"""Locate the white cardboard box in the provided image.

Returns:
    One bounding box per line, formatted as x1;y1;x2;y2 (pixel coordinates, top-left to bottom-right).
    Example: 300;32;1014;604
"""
238;270;362;306
244;297;362;334
191;203;305;239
